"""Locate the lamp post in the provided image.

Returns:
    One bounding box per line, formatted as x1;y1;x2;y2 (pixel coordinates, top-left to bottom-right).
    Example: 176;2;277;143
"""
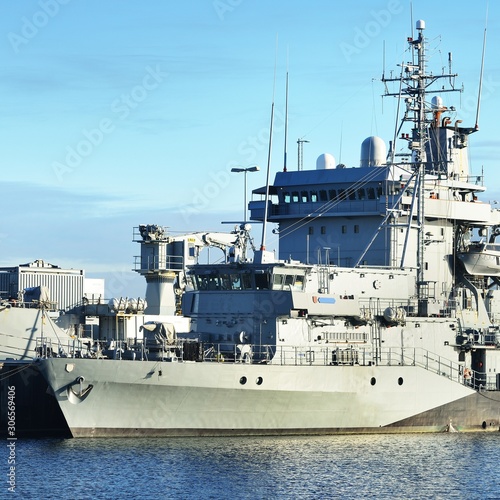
231;166;260;221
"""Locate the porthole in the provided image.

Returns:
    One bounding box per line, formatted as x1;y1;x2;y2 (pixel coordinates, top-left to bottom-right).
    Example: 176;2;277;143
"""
398;377;404;386
256;377;263;385
370;377;376;386
239;376;247;385
482;421;487;429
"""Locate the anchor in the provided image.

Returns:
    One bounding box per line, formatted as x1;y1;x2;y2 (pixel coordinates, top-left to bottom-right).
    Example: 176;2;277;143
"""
66;376;93;404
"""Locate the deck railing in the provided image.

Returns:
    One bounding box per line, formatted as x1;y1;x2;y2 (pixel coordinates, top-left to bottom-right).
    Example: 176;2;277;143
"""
34;337;499;391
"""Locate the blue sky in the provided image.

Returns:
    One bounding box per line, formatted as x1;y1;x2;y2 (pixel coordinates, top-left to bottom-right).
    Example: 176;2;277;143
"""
1;0;499;298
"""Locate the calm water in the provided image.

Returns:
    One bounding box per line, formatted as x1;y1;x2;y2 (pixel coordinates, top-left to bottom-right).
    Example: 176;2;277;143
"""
4;433;500;499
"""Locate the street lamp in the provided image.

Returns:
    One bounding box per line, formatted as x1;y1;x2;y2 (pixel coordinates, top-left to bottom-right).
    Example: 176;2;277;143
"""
231;166;260;221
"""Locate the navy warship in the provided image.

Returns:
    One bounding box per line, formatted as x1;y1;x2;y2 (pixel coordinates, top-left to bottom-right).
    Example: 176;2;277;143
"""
37;21;500;436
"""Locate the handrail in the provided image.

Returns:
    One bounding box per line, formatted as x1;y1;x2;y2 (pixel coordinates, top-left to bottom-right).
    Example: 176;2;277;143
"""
34;338;499;390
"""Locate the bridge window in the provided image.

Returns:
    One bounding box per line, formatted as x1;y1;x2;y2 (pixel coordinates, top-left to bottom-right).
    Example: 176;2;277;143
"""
301;191;309;202
367;187;375;199
311;191;318;202
358;188;366;200
292;191;299;202
329;189;337;201
294;275;305;290
220;274;231;290
255;272;269;290
319;190;328;201
272;274;284;290
283;192;291;203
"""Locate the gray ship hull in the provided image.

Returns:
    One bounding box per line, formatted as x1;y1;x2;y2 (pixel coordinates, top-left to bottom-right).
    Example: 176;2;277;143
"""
0;305;71;360
38;358;499;437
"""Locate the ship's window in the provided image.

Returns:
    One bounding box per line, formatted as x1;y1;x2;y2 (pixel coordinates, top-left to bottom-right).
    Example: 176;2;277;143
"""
256;377;263;385
338;189;346;200
207;275;219;290
377;186;383;198
349;190;356;200
241;273;252;290
284;275;295;288
358;188;366;200
283;192;291;203
321;226;326;234
272;274;285;290
240;376;247;385
293;276;304;290
354;225;360;233
311;191;318;202
342;225;347;234
309;226;314;235
230;274;242;290
196;275;208;290
398;377;404;386
255;272;269;290
319;190;328;201
329;189;337;201
301;191;309;202
220;274;231;290
370;377;376;386
292;191;299;202
367;187;375;199
425;262;429;270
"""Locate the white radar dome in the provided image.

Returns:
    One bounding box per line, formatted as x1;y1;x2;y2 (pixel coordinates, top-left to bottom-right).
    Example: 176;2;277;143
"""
316;153;336;170
416;19;425;30
360;136;387;167
431;96;444;109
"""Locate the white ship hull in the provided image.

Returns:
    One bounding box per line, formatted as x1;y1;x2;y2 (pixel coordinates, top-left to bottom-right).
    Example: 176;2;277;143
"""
38;357;500;437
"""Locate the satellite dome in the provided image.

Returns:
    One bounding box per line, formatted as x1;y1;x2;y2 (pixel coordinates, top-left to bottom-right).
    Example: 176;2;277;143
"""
431;96;444;109
360;136;386;167
316;153;336;170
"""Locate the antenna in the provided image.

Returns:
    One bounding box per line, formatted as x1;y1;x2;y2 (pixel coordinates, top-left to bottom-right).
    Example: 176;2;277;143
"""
259;36;278;253
410;1;414;40
283;64;289;172
475;24;487;130
339;125;343;164
382;39;386;80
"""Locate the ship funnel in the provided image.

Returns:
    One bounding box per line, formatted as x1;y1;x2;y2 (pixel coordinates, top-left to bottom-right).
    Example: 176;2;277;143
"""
360;136;386;167
316;153;336;170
